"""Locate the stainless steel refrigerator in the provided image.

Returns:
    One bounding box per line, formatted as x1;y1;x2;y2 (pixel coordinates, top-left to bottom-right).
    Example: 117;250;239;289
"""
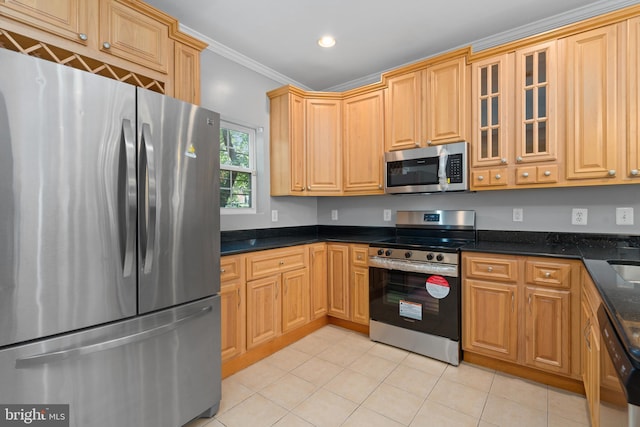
0;48;221;426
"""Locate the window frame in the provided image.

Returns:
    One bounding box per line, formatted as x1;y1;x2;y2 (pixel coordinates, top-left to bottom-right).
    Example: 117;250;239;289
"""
219;119;257;214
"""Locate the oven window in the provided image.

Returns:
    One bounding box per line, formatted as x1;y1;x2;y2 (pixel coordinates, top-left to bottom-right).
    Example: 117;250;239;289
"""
369;267;459;340
385;271;439;316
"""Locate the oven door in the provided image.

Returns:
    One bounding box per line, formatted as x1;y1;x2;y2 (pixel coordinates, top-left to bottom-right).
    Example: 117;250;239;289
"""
369;265;459;341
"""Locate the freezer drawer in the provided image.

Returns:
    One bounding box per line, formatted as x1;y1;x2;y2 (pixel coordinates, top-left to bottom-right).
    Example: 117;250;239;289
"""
0;296;221;427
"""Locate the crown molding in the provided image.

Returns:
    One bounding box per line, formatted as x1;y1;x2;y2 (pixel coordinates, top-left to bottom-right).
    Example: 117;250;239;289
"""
178;24;313;91
471;0;639;52
182;0;639;92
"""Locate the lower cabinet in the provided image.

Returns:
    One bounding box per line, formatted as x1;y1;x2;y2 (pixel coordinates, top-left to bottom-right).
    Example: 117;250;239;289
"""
309;243;328;319
462;252;581;379
220;254;246;362
246;274;281;349
327;243;369;325
581;272;601;426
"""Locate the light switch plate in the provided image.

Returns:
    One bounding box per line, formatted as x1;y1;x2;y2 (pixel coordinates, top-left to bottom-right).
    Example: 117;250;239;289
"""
331;210;338;221
384;209;392;221
271;210;278;222
572;208;588;226
512;208;523;222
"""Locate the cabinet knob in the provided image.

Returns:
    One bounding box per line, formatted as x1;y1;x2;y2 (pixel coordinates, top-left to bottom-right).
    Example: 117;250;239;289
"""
544;272;551;278
415;141;420;147
487;266;493;272
220;268;225;273
495;174;501;180
279;260;285;265
544;170;551;177
522;172;529;178
378;184;382;189
307;186;311;190
427;140;432;146
631;169;639;176
501;158;507;164
103;42;111;49
516;156;523;163
78;33;88;41
608;169;616;176
477;175;484;181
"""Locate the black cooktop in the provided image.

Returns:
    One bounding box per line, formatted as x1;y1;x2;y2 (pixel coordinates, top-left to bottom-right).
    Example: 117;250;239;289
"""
375;236;474;251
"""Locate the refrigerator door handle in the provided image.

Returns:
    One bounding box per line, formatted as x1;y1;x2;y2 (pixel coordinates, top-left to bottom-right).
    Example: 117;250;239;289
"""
140;123;157;274
120;119;136;278
14;305;213;369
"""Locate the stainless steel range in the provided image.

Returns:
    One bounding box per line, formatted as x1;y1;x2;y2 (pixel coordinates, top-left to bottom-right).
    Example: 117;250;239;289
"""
369;210;476;365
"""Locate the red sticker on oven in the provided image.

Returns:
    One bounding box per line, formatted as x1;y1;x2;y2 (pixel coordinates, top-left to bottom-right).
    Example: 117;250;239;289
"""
426;275;450;299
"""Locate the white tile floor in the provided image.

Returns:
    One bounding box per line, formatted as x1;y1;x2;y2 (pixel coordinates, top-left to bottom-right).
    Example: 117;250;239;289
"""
185;325;590;427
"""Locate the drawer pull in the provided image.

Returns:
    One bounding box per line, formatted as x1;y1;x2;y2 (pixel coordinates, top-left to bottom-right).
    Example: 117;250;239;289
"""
220;268;226;273
237;289;240;307
516;156;523;163
522;172;529;178
511;292;515;312
544;272;551;278
501;158;507;164
495;174;501;180
487;266;493;272
103;41;111;49
477;175;484;181
544;170;551;177
279;261;285;265
608;169;616;176
631;169;639;176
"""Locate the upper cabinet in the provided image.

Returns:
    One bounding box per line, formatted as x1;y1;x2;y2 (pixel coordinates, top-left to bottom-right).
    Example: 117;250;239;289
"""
0;0;89;44
470;40;561;190
385;50;469;151
562;23;623;182
343;89;385;194
0;0;206;104
99;0;169;74
626;16;640;180
269;87;343;196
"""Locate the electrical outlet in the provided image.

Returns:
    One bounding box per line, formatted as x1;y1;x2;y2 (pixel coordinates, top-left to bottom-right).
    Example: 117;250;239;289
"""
383;209;392;221
331;209;338;221
512;208;524;222
271;210;278;222
616;207;634;225
571;208;588;226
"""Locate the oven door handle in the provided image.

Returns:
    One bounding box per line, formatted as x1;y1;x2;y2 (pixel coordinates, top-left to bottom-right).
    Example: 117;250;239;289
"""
369;257;458;277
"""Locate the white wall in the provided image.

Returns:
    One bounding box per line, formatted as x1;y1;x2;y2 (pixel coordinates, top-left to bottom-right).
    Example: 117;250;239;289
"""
198;49;317;231
317;185;640;234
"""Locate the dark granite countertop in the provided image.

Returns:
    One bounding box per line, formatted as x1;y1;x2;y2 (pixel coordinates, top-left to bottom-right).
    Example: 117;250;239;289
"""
220;225;640;362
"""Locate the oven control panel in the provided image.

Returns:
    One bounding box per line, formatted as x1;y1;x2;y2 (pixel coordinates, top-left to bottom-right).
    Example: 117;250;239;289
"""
369;247;458;265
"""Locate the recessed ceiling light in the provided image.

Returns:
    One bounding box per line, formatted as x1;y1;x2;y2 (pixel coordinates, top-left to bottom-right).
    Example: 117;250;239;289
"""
318;36;336;48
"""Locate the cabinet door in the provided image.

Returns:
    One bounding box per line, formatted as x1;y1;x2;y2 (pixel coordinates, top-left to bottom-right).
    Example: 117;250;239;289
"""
343;90;384;194
173;42;200;104
351;266;369;325
221;281;245;362
327;244;350;320
0;0;89;45
514;41;558;164
281;268;309;333
99;0;170;74
463;279;518;361
309;243;328;319
425;56;469;145
471;54;512;168
306;98;342;193
563;23;622;181
627;17;640;180
385;71;422;151
524;286;570;375
246;275;280;349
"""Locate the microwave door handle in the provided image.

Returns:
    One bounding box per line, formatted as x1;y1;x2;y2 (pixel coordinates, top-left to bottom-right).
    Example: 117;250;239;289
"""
119;119;136;278
141;123;157;274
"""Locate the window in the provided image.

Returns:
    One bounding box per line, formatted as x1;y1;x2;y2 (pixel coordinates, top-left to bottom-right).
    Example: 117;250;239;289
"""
219;120;256;211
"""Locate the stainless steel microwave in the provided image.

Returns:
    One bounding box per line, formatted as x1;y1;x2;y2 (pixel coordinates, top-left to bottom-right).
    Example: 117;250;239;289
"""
384;141;468;194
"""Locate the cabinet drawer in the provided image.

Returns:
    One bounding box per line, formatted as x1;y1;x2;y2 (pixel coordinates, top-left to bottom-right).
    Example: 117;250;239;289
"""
351;246;369;267
525;260;572;289
221;255;242;282
464;254;518;282
246;247;308;280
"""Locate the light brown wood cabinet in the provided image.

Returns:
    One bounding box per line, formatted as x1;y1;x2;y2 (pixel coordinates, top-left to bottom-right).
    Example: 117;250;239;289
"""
581;271;601;426
309;243;328;319
343;89;385;194
626;16;640;180
327;243;369;325
562;22;623;183
0;0;206;104
268;87;342;195
463;252;581;378
245;246;310;348
471;40;561;190
220;255;245;362
385;51;469;151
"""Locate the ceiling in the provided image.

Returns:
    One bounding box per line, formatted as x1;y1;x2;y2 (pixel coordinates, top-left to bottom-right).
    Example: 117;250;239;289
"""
145;0;636;91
